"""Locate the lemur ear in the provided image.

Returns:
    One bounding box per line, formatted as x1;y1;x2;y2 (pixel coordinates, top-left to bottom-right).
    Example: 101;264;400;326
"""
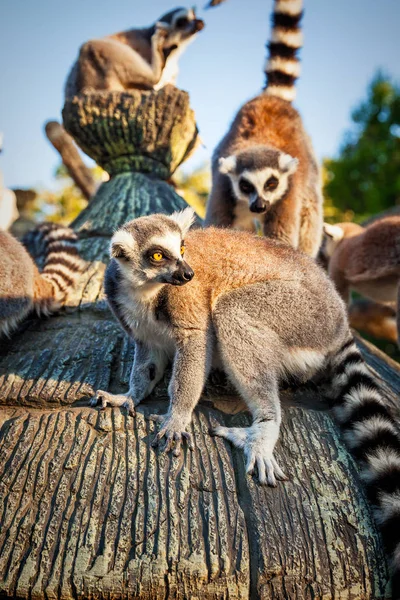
110;229;137;260
323;223;344;242
170;207;196;235
218;155;237;175
279;153;298;174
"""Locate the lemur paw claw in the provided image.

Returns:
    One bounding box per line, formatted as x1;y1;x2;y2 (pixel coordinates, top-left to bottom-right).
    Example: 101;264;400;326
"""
212;423;287;487
245;454;287;486
149;414;193;453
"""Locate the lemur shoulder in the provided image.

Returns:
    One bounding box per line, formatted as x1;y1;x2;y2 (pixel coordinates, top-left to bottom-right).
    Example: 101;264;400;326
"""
65;7;204;97
91;209;400;593
205;0;323;257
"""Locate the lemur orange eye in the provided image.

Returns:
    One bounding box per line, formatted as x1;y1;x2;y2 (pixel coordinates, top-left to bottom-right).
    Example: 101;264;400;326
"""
152;252;163;261
265;176;279;191
180;245;185;256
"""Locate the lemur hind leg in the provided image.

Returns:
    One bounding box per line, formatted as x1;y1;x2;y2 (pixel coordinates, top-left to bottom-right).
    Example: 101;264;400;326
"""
91;342;168;415
212;292;288;486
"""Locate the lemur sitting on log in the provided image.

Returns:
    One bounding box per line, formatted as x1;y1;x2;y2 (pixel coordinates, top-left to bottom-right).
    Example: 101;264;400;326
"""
91;208;400;594
65;7;204;97
0;223;84;337
205;0;323;258
322;217;400;345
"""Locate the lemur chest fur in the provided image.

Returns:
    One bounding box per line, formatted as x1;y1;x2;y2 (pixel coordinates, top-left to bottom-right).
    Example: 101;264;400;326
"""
116;282;174;351
233;200;264;233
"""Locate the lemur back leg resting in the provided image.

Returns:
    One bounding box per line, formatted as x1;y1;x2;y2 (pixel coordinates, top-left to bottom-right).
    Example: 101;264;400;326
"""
92;342;168;415
150;332;212;455
212;293;287;486
78;25;167;91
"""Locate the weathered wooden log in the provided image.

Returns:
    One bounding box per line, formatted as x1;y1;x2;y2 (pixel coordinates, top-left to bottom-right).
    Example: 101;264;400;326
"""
0;86;394;599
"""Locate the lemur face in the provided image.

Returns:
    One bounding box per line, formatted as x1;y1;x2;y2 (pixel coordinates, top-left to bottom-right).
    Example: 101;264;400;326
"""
219;146;298;214
110;208;195;288
159;7;205;50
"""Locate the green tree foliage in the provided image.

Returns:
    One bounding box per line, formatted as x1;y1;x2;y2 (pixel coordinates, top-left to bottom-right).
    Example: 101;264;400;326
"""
324;72;400;223
174;162;210;219
16;164;105;226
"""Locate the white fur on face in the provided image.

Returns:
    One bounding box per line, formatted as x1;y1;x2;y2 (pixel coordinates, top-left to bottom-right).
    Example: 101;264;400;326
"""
147;231;182;261
110;229;137;260
229;166;291;207
171;8;194;27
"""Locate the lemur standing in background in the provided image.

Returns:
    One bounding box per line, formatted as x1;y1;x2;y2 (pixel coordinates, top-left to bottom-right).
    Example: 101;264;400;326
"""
205;0;323;258
0;223;84;337
91;209;400;593
65;7;204;97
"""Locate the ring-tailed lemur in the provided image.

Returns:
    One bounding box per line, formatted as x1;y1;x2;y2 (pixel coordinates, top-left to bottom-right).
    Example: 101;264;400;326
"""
205;0;323;258
90;209;400;593
322;217;400;345
0;223;84;337
65;7;205;97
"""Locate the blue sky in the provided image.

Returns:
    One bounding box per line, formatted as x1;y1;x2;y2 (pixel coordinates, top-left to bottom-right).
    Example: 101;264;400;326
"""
0;0;399;190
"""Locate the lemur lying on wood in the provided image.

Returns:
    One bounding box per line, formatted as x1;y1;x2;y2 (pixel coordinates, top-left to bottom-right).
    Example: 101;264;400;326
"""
65;7;204;97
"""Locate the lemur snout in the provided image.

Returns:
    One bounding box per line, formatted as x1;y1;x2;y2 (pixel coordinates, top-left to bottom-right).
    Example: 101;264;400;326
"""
250;198;270;214
177;262;195;283
168;261;195;286
193;19;205;32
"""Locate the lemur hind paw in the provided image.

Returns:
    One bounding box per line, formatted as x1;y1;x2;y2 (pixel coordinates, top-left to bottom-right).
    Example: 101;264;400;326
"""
148;413;194;456
212;424;288;487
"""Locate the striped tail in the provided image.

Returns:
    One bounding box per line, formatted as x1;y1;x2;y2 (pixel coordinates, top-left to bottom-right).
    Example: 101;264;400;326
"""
27;223;84;311
264;0;303;102
329;336;400;597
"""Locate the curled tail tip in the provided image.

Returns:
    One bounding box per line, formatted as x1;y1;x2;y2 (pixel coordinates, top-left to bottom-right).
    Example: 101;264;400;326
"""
264;0;304;102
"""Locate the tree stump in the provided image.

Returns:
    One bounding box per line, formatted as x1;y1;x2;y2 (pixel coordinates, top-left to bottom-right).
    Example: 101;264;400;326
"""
0;86;394;599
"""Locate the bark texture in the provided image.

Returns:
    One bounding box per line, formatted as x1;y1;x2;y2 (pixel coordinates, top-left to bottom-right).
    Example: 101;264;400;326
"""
0;86;394;599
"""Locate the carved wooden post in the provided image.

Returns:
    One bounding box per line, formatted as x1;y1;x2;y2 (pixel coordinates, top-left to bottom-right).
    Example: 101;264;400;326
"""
0;85;393;599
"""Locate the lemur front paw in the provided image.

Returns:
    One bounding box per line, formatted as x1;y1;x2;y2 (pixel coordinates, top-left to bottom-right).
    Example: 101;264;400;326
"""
148;413;194;456
153;22;169;46
90;390;135;416
212;423;288;487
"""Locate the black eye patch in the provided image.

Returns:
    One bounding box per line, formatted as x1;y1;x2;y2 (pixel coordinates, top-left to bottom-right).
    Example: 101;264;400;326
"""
264;176;279;191
175;16;189;28
239;178;255;195
146;247;173;264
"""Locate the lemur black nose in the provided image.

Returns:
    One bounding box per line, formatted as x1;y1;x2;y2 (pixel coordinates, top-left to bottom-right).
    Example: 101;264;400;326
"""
182;268;194;281
250;198;270;214
193;19;205;32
